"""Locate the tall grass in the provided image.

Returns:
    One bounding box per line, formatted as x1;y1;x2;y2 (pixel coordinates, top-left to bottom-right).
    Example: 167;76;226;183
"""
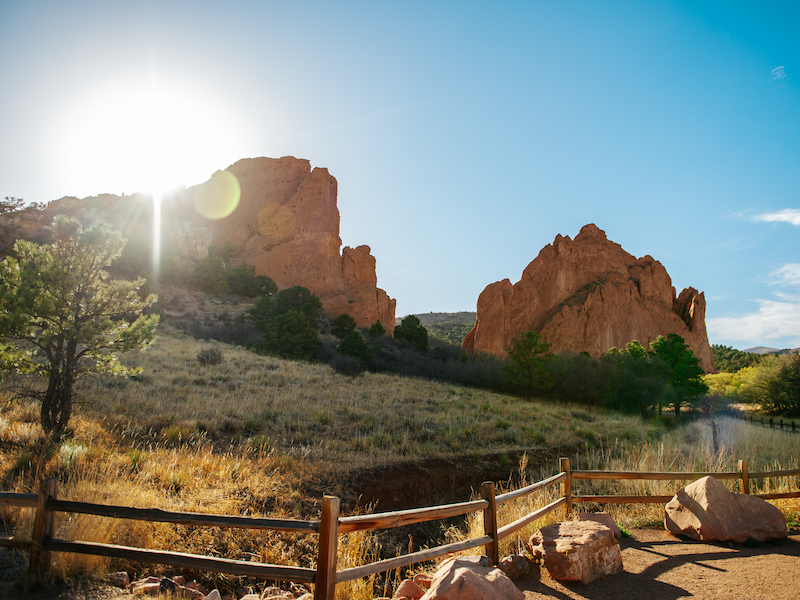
455;416;800;555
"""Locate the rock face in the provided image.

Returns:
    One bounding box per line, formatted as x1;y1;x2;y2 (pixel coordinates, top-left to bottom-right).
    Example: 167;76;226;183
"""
0;157;395;334
528;520;623;584
419;556;524;600
664;476;788;543
463;224;714;371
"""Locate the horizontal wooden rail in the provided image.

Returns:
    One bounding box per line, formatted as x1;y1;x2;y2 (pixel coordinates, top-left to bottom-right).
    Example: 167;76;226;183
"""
338;499;488;534
755;491;800;500
45;538;316;583
574;494;674;504
571;470;739;481
336;535;493;583
750;468;800;478
0;537;32;549
495;472;566;505
48;499;319;533
496;497;566;540
0;492;38;508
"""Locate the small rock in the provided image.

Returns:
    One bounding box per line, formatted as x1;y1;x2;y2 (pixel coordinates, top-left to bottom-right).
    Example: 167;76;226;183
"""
578;512;622;539
419;556;524;600
204;590;222;600
393;579;424;600
261;586;294;600
412;573;433;590
109;571;130;588
185;581;209;596
498;554;534;580
240;595;260;600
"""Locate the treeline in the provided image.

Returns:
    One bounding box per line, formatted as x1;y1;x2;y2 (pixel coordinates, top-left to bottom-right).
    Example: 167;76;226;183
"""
187;284;710;418
710;344;764;373
706;353;800;417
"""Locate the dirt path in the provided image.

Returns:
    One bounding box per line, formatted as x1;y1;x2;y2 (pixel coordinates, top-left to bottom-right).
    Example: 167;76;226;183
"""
518;529;800;600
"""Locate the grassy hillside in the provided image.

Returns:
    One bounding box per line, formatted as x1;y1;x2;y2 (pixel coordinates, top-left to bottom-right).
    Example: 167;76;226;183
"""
405;312;476;347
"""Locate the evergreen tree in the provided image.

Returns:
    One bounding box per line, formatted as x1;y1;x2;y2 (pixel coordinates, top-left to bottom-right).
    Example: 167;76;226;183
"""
650;333;708;417
0;216;159;437
502;331;555;399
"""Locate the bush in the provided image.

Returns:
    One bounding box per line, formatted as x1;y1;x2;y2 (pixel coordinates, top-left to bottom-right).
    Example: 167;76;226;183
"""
368;320;386;337
330;353;367;377
394;315;429;351
338;330;372;362
331;314;357;339
197;347;223;366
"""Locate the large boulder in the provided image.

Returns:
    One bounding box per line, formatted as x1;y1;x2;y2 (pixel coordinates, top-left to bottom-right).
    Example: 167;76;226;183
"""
419;556;524;600
463;224;714;372
664;475;788;543
528;520;623;584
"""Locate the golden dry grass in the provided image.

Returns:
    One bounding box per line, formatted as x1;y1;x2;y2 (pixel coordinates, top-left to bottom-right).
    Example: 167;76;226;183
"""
2;327;798;599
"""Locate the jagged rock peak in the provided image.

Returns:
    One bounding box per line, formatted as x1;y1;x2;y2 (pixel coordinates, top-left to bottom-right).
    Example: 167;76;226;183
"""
463;224;714;372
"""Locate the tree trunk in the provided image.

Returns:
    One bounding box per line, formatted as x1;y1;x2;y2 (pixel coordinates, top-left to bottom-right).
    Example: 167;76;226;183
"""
40;365;73;439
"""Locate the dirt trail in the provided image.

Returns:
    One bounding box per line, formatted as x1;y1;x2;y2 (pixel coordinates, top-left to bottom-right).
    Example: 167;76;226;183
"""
518;528;800;600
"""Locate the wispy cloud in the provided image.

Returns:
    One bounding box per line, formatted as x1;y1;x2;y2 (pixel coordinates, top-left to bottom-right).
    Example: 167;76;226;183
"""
752;208;800;226
707;299;800;346
771;65;787;81
770;263;800;287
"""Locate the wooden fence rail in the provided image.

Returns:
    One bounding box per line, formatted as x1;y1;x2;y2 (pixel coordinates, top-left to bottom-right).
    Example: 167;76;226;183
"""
1;457;798;600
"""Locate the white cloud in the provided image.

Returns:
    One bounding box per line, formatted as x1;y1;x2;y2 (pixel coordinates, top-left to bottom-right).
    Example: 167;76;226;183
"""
752;208;800;226
771;65;787;81
707;299;800;346
770;263;800;287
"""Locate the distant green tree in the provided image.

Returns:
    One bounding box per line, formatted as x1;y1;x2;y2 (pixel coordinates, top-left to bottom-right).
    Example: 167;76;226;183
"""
250;286;323;360
225;264;276;298
751;354;800;416
331;313;357;339
394;315;429;351
601;343;671;414
368;320;386;337
338;330;372;362
710;344;764;373
502;331;555;399
650;334;708;417
194;247;229;294
0;216;159;438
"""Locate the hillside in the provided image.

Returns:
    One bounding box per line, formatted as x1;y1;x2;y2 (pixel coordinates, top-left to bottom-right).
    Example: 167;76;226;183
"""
402;312;477;347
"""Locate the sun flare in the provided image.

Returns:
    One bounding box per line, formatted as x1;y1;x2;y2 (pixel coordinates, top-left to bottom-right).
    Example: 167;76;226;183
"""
49;81;242;198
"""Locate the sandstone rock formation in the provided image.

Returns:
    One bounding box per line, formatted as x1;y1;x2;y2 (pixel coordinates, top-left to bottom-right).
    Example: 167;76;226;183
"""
664;475;788;543
528;520;623;584
463;224;714;371
0;156;395;334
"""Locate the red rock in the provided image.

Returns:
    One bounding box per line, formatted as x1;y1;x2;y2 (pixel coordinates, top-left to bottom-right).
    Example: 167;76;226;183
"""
108;571;130;588
664;475;788;543
498;554;536;580
419;556;524;600
463;224;714;372
0;157;396;335
393;578;425;599
528;520;623;584
577;512;622;539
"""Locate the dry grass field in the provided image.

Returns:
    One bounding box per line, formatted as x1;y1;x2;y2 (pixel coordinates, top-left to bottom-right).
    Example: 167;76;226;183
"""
1;326;798;599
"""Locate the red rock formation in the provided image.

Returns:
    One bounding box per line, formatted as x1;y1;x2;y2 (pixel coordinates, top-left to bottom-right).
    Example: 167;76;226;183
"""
463;224;714;372
0;156;395;334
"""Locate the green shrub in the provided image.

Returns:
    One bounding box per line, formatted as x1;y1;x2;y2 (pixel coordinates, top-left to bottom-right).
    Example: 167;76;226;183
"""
331;314;357;339
394;315;429;351
338;330;372;362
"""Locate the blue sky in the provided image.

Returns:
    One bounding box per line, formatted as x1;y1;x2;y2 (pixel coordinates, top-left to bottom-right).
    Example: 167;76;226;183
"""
1;1;799;350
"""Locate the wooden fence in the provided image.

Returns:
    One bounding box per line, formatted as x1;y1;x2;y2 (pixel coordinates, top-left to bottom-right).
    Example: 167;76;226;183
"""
742;414;799;433
2;458;799;600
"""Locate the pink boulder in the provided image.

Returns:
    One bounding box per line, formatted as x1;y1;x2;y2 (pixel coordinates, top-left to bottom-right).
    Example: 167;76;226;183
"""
419;556;524;600
664;475;787;543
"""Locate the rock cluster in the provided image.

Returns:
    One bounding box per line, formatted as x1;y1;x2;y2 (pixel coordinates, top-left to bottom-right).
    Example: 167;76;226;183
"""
120;574;310;600
463;224;714;371
664;475;788;543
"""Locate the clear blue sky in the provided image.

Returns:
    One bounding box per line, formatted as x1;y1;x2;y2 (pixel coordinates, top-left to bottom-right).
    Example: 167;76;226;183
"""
2;1;799;350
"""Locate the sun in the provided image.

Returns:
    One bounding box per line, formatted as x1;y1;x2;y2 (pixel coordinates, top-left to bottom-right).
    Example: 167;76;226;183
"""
49;80;243;199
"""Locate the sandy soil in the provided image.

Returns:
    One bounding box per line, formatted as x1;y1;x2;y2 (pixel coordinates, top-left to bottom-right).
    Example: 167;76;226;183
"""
518;528;800;600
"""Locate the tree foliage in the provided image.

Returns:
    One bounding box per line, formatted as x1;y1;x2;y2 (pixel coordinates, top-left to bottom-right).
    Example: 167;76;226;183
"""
649;333;708;416
393;315;429;351
710;344;764;373
250;286;323;360
338;330;372;362
502;331;555;398
0;216;159;437
331;313;357;339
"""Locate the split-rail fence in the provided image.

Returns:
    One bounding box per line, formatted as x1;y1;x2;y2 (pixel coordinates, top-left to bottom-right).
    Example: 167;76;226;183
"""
1;457;798;600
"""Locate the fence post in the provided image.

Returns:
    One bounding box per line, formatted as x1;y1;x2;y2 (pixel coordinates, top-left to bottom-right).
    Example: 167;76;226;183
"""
770;417;774;429
315;496;340;600
29;478;58;574
559;457;572;517
481;482;499;566
738;460;749;495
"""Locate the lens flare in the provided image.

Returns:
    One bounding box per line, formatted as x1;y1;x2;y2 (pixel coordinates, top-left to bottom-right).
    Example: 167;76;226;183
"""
193;170;241;220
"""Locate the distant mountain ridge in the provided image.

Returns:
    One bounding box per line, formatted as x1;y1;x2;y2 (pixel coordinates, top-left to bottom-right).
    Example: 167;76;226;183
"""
745;346;800;355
